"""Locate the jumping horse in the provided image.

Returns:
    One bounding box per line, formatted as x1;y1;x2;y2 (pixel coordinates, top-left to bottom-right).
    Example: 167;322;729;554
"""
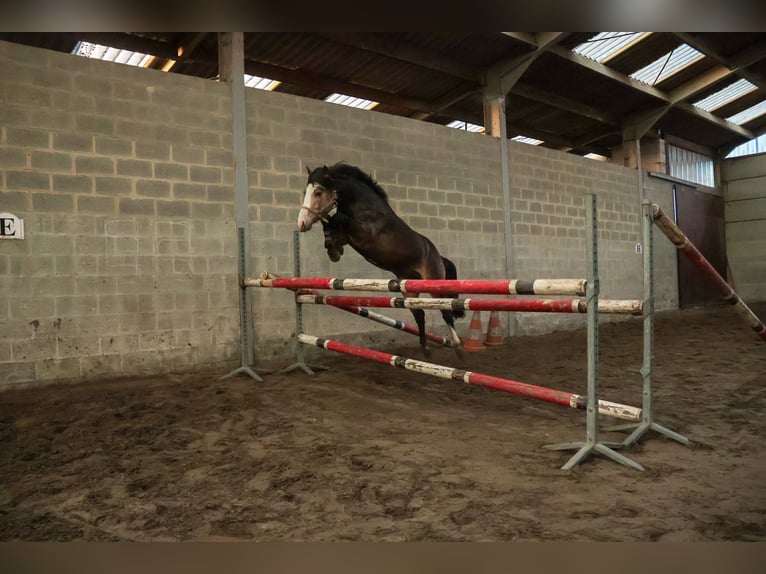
297;163;464;356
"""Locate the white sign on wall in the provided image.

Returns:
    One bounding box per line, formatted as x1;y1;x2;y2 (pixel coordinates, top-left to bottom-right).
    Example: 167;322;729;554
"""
0;212;24;239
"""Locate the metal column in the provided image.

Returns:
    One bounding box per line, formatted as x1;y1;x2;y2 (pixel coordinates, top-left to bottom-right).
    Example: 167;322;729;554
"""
220;32;266;381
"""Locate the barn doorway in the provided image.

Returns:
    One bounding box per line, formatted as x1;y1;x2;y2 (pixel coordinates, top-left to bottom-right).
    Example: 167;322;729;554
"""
673;184;728;308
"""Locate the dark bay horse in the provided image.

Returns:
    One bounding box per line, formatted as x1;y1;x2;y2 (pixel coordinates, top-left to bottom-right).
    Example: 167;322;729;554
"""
297;163;464;356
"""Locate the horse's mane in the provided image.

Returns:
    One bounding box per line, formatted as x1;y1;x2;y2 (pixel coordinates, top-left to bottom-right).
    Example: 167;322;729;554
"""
329;163;388;201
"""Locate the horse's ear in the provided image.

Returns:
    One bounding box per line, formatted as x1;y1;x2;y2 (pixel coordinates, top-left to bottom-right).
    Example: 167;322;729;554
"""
306;166;311;176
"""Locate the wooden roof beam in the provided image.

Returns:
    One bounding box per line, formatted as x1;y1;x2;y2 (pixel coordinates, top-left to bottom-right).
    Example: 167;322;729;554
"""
315;33;482;83
672;32;766;90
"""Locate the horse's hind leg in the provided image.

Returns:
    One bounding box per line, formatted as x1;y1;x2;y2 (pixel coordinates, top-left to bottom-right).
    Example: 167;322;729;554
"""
441;310;464;360
410;308;431;357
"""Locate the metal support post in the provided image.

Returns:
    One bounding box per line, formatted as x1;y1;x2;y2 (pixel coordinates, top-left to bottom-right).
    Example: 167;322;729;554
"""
278;231;329;375
544;194;644;471
607;202;690;446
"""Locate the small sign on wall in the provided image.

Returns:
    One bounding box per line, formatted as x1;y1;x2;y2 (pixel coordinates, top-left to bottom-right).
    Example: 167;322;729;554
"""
0;213;24;240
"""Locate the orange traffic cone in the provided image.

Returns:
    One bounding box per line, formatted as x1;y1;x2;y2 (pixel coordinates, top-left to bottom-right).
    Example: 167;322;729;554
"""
484;311;504;346
462;311;486;352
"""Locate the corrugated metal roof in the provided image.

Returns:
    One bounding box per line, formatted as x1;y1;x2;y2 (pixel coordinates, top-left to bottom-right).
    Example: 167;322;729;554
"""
511;136;544;145
630;44;705;86
694;78;758;112
73;41;154;67
324;93;378;110
446;120;484;132
244;74;280;90
572;32;649;63
727;100;766;125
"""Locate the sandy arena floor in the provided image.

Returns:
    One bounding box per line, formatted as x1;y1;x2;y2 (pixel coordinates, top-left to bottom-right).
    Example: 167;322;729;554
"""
1;303;765;541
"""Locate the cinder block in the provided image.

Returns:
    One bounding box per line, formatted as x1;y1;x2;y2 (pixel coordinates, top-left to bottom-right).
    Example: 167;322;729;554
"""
0;148;28;168
157;200;191;217
172;146;205;164
190;165;221;183
189;131;221;147
207;185;231;202
173;182;205;200
154;162;188;181
95;177;132;195
32;193;74;214
116;159;152;178
6;127;50;149
77;195;115;214
53;132;93;152
135;141;170;161
136;179;171;197
119;198;155;216
5;84;51;107
191;203;225;220
76;115;115;135
155;125;190;144
95;136;133;156
31;151;73;172
76;156;115;175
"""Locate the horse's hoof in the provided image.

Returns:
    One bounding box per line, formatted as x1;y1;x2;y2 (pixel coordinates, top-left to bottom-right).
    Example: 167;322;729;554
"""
421;346;432;359
453;346;465;361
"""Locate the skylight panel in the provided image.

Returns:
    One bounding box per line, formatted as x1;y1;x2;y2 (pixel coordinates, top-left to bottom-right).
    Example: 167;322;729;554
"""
511;136;544;145
693;79;758;112
73;41;154;68
572;32;649;63
583;153;608;161
446;120;485;133
244;74;281;91
324;93;378;110
726;100;766;125
630;44;705;86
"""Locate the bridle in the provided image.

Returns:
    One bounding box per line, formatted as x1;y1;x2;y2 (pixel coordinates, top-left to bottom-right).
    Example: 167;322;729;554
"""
301;184;338;224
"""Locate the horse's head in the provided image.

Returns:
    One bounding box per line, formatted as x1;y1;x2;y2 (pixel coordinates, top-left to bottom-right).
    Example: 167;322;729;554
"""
298;165;337;232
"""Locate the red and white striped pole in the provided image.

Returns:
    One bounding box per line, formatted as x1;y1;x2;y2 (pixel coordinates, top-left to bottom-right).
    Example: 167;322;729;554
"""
651;204;766;343
295;293;643;315
248;275;588;296
299;334;641;422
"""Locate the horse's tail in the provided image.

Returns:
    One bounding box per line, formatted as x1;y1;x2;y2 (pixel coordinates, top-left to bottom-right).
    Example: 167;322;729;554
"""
442;256;464;319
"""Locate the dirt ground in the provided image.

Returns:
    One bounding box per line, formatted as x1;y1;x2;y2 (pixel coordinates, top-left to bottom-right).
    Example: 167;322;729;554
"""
1;303;765;542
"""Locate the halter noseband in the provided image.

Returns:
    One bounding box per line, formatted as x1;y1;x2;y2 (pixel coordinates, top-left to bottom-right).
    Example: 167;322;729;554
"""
301;184;337;224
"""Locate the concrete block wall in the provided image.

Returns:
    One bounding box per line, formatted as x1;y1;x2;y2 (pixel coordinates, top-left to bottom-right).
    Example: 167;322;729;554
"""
1;40;664;388
721;153;766;302
507;144;644;334
0;41;240;389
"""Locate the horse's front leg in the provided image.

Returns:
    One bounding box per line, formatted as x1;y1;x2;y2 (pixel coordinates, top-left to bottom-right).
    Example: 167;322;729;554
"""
321;216;349;263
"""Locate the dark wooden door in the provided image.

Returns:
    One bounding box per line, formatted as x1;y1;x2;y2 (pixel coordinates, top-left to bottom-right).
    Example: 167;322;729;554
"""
673;184;728;308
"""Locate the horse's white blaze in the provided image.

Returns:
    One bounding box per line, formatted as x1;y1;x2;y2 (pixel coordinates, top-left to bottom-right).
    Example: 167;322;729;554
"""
297;183;316;231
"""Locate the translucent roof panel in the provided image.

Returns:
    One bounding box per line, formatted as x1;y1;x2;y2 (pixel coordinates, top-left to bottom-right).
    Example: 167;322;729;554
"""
511;136;544;145
630;44;705;86
324;93;378;110
73;41;154;68
244;74;280;91
726;99;766;125
446;120;485;133
693;78;758;112
572;32;649;63
726;133;766;158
